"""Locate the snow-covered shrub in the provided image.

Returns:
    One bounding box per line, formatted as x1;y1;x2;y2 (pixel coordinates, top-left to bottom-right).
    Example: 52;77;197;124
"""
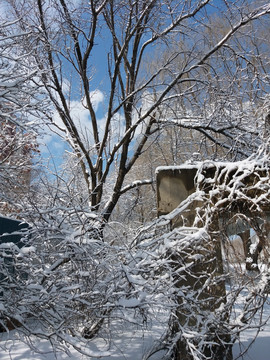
0;146;269;359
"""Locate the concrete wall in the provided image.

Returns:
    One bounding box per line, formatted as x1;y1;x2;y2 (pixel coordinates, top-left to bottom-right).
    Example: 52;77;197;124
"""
156;166;200;228
156;167;197;216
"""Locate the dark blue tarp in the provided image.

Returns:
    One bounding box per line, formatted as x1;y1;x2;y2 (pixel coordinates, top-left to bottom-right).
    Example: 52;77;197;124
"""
0;216;29;246
0;216;29;283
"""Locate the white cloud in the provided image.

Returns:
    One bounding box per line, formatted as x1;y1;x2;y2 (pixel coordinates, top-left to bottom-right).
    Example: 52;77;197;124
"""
62;78;71;95
40;88;105;155
88;90;105;111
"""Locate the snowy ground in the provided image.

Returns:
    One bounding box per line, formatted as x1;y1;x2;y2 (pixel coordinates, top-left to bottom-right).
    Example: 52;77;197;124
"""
233;332;270;360
1;309;270;360
1;274;270;359
232;291;270;359
0;324;165;360
232;306;270;360
1;331;270;360
0;308;168;360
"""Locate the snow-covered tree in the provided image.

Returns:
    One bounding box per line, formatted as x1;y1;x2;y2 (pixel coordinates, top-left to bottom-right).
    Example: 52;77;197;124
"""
1;144;269;359
0;11;46;215
3;0;270;224
0;121;38;214
1;1;270;359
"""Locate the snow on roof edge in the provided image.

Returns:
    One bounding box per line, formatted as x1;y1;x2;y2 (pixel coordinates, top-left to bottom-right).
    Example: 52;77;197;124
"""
155;159;268;174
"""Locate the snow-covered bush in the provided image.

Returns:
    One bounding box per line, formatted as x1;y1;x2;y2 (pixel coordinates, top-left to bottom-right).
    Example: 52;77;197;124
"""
1;145;269;359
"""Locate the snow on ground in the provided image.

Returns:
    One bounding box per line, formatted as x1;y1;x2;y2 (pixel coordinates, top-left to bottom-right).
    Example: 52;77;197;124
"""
233;333;270;360
232;293;270;359
0;309;167;360
0;327;165;360
1;310;270;360
1;282;270;359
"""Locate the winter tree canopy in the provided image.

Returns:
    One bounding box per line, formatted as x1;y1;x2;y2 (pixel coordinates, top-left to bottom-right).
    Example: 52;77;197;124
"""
2;0;270;222
0;1;270;359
